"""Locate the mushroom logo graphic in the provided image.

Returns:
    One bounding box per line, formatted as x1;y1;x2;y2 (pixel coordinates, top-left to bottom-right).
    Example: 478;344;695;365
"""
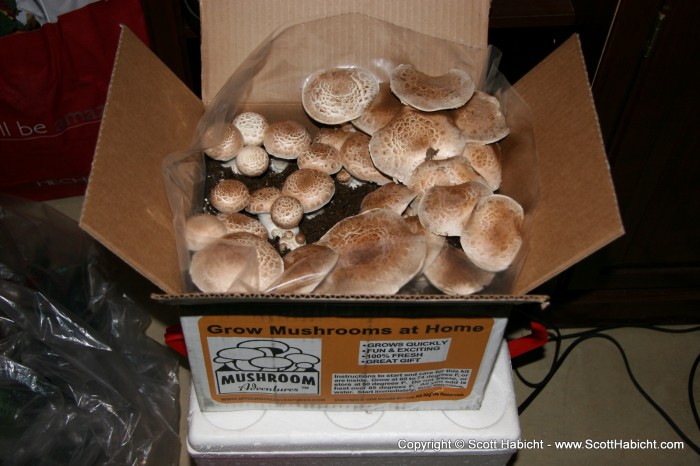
213;339;320;373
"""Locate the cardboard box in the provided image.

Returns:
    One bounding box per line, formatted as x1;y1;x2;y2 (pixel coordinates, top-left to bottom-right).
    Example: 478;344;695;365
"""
79;0;623;411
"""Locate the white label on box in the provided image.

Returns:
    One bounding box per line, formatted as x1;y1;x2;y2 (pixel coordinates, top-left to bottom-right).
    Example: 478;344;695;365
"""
332;368;471;395
358;338;451;365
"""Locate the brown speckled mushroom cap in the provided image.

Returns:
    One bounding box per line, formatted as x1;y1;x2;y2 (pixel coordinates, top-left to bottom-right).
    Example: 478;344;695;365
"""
360;182;418;214
188;240;259;293
217;212;268;239
315;209;426;295
235;145;270;177
209;179;250;214
302;67;379;125
297;142;343;175
265;244;339;294
281;168;335;213
461;143;502;191
263;120;312;160
424;242;495;295
312;126;355;151
184;214;227;251
221;232;284;292
369;107;467;184
352;83;403;135
204;122;244;161
270;195;304;229
390;64;475;112
340;132;392;185
451;90;510;143
233;111;269;146
416;180;492;237
460;194;524;272
245;187;282;214
406;155;487;195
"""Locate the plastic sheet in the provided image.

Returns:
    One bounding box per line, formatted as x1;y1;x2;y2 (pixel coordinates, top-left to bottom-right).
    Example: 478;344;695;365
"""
0;195;180;465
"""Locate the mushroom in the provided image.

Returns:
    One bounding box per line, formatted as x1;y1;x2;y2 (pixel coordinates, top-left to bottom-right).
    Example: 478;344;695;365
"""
217;212;268;239
451;90;510;143
315;209;426;295
460;194;524;272
416;181;492;237
233;111;269;146
189;239;261;293
389;64;475;112
203;122;244;161
297;142;343;175
302;67;379;125
403;215;446;273
245;187;282;215
233;145;270;177
184;214;227;251
264;244;339;294
461;143;502;191
340;132;392;185
281;168;335;213
221;232;284;292
351;83;403;135
359;182;418;215
368;107;467;184
270;195;304;229
406;154;487;195
424;242;495;295
209;179;250;214
312;126;355;151
263;120;312;160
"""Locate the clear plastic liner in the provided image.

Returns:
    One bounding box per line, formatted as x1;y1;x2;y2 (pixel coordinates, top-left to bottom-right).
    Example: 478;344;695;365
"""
0;195;180;465
163;13;539;296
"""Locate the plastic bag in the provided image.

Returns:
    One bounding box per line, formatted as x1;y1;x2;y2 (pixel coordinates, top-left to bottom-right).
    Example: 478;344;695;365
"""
0;195;180;465
163;13;540;295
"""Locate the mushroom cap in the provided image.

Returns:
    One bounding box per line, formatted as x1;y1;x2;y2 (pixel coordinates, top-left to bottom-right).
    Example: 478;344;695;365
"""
340;132;392;185
369;107;467;184
265;244;339;294
416;180;492;236
302;67;380;125
222;232;284;292
281;168;335;213
270;195;304;229
407;154;487;195
424;242;495;295
461;143;502;191
403;215;446;273
189;240;260;293
235;145;270;177
451;90;510;143
233;111;269;146
351;82;403;135
390;64;475;112
460;194;524;272
209;179;250;214
245;187;282;214
297;142;343;174
360;182;418;214
263;120;312;160
204;122;245;161
312;126;355;151
184;214;227;251
315;208;426;295
218;212;268;239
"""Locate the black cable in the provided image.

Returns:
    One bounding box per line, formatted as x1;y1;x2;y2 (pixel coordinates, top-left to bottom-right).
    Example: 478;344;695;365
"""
690;352;700;432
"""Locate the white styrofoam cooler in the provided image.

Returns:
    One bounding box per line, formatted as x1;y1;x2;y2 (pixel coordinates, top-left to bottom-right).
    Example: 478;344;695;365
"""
187;341;520;465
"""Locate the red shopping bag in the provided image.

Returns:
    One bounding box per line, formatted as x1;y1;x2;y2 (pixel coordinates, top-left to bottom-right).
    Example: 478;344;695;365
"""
0;0;150;200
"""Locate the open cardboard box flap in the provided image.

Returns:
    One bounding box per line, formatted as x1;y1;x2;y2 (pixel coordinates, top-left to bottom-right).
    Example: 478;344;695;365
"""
80;4;623;301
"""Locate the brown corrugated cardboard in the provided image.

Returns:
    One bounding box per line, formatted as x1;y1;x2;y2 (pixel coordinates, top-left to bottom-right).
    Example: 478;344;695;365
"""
79;0;623;410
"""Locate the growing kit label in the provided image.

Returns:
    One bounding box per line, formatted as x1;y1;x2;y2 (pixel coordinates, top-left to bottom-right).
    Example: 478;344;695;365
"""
197;315;494;405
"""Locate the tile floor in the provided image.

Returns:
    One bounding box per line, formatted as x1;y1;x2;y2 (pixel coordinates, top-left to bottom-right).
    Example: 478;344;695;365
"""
47;197;700;465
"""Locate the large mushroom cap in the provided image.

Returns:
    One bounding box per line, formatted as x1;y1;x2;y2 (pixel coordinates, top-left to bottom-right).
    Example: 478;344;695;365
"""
265;244;339;294
302;67;379;125
416;181;492;237
184;214;227;251
351;83;403;135
424;243;495;295
390;64;475;112
297;142;343;175
315;209;426;295
221;232;284;291
281;168;335;213
369;107;467;184
461;143;502;191
360;182;418;215
204;122;244;161
209;179;250;214
233;111;269;146
451;90;510;143
340;132;392;185
407;154;487;195
460;194;524;272
189;240;260;293
218;212;268;239
312;126;355;151
235;145;270;177
246;187;282;214
263;120;312;160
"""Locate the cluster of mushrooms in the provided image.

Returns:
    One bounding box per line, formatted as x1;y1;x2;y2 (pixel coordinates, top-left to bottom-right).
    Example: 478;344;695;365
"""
184;64;523;296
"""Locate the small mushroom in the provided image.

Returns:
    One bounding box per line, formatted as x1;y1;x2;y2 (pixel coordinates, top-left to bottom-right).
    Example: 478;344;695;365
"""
451;90;510;143
218;212;268;239
351;83;403;135
416;181;492;237
281;168;335;213
360;182;418;215
369;107;467;184
233;145;270;177
209;179;250;214
184;214;227;251
233;111;269;146
297;142;343;175
263;120;312;160
204;122;244;161
460;194;524;272
265;244;339;294
340;132;392;185
461;143;502;191
424;242;495;295
302;67;379;125
390;64;475;112
270;195;304;229
246;187;282;214
406;155;487;195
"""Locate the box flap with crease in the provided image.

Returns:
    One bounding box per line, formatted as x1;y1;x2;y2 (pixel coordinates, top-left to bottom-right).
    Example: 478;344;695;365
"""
80;0;623;300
